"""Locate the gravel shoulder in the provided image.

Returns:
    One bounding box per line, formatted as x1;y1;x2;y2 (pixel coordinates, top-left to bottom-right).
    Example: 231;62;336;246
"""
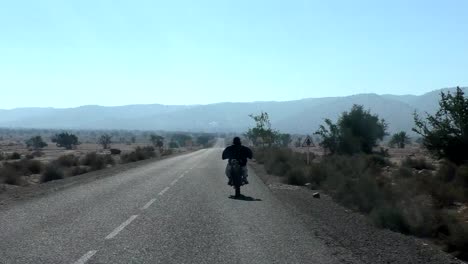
250;161;465;264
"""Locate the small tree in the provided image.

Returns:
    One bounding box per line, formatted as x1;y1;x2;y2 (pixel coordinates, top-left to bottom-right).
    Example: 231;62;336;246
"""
169;141;179;148
150;134;164;151
25;136;48;150
51;132;79;150
294;137;303;148
315;105;387;155
389;131;411;148
171;134;192;147
246;112;278;147
276;133;292;147
98;134;112;149
196;134;213;147
413;87;468;164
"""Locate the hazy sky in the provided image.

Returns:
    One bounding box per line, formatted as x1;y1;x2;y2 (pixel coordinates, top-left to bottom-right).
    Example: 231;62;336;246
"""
1;0;467;109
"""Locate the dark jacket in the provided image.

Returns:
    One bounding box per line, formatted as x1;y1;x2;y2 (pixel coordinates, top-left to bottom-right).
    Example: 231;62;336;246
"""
222;145;253;167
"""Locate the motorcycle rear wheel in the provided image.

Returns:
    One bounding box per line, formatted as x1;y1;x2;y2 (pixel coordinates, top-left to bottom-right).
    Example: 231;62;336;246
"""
235;185;241;197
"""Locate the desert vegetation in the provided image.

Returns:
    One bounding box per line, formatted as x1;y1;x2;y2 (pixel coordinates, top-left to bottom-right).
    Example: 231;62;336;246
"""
0;130;215;187
248;87;468;260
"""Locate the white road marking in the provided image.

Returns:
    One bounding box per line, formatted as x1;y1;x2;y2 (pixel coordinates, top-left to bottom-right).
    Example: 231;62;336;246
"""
141;198;157;210
73;250;97;264
105;215;138;239
159;187;170;195
178;174;185;179
170;179;178;185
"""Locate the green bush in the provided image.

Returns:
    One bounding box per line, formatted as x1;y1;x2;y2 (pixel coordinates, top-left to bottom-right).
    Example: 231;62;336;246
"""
413;87;468;165
41;166;64;182
315;105;387;155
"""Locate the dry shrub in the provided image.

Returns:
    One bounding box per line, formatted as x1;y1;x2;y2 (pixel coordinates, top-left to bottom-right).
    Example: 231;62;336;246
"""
3;160;43;176
81;152;114;170
71;166;89;176
110;148;121;155
55;154;79;167
395;166;413;178
399;195;437;236
162;149;174;156
26;160;43;174
438;211;468;259
31;151;44;157
258;147;309;177
402;157;435;170
9;152;21;160
41;166;64;183
0;166;22;185
370;205;409;234
285;168;307;185
121;146;156;163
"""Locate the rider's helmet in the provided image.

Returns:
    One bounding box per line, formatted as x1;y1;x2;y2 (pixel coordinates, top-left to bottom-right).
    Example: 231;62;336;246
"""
233;137;241;145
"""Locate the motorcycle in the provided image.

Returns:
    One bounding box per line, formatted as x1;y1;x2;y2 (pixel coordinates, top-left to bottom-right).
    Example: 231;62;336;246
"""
229;159;244;197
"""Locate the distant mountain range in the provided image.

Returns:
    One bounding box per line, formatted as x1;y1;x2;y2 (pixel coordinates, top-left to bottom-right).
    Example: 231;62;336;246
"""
1;87;466;134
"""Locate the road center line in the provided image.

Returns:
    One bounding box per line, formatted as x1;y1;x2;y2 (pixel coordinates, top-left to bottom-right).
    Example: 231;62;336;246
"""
105;215;138;239
170;179;178;185
141;198;157;210
159;187;170;195
73;250;97;264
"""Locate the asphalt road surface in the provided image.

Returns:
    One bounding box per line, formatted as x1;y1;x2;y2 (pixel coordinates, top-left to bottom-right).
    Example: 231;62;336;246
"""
1;140;459;264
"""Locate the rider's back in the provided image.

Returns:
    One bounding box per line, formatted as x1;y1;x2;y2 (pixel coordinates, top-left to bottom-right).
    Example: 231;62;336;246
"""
222;145;253;166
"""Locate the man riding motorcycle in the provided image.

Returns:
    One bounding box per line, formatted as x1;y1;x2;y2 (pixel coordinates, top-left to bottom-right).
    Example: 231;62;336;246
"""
222;137;253;185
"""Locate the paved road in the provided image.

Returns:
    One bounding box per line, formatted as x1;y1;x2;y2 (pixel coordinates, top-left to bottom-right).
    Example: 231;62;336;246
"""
0;141;350;264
